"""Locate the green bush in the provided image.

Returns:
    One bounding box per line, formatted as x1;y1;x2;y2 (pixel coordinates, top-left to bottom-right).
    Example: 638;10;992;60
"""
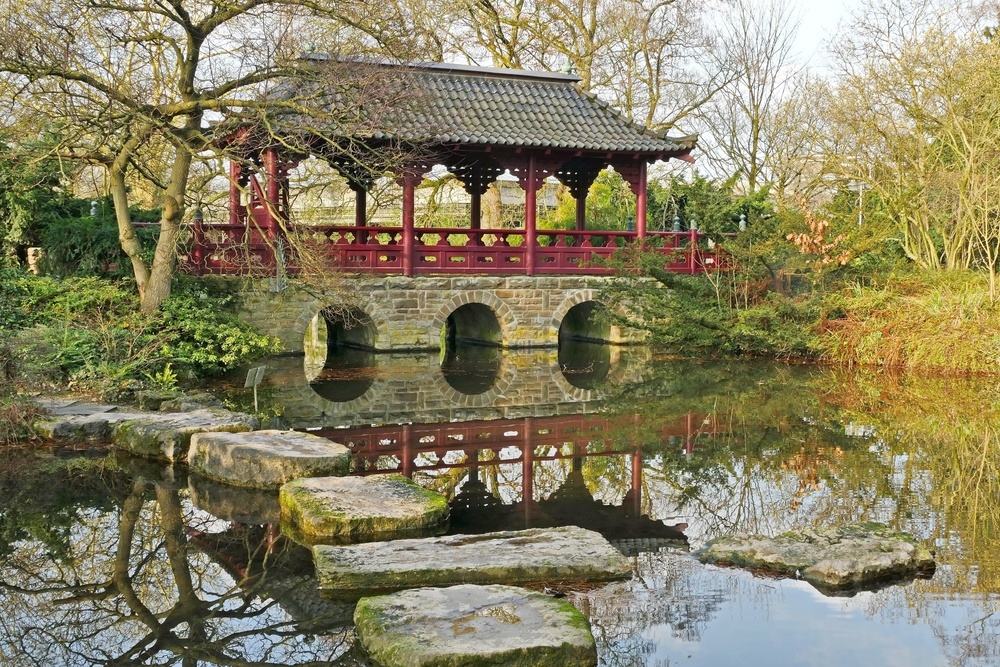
0;271;281;398
39;215;159;279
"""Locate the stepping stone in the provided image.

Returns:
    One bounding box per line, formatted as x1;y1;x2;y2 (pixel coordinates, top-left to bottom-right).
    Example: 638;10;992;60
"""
280;474;449;545
314;525;631;594
695;522;936;591
49;402;118;416
37;411;150;442
188;430;351;489
113;409;258;462
354;584;597;667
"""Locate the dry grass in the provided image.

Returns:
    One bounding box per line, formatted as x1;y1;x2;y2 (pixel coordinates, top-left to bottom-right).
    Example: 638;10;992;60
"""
821;271;1000;374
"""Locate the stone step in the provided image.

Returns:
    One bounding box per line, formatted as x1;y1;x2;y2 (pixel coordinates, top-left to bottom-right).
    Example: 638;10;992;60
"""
188;430;351;489
354;584;597;667
314;525;631;595
113;409;259;462
280;474;450;545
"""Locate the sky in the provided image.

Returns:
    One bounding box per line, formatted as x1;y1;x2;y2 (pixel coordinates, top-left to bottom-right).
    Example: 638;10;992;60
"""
786;0;865;70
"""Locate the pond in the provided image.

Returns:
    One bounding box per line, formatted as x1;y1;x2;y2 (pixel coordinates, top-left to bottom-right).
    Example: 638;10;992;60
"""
2;344;999;666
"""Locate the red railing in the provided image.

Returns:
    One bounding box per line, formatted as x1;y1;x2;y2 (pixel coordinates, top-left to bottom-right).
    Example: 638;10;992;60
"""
314;412;721;476
178;221;731;277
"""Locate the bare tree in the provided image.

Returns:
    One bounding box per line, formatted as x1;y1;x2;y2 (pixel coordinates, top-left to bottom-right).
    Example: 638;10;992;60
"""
0;0;406;314
446;0;725;133
698;0;801;193
824;0;1000;275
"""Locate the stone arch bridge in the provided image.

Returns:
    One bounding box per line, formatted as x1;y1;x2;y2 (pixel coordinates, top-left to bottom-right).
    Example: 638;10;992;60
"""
239;275;643;355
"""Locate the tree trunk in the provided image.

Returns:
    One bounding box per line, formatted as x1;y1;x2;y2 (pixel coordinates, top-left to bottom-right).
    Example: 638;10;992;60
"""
139;131;197;315
109;161;151;296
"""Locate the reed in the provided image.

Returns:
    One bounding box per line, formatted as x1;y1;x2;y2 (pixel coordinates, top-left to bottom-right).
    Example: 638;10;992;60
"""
821;271;1000;374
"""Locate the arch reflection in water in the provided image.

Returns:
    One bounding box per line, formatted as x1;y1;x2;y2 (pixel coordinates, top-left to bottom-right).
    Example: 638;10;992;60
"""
440;343;502;395
558;338;612;389
309;345;377;402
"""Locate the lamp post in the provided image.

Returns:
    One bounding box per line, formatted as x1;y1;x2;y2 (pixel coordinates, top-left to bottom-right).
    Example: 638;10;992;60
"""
848;179;868;227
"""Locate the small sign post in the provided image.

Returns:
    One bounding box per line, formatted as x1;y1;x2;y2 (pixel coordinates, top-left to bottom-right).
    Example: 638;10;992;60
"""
244;365;266;413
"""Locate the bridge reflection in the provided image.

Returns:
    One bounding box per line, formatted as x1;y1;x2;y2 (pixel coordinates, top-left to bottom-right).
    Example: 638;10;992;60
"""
314;411;720;546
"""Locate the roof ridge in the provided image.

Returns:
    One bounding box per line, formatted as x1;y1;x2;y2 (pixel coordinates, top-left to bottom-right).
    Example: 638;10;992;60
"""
301;54;583;84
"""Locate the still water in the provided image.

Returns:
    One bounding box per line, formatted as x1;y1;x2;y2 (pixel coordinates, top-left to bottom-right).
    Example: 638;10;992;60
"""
2;344;999;666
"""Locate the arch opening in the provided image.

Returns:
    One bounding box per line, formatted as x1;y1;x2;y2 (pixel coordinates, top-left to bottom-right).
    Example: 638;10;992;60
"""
323;307;377;351
444;303;503;348
304;307;378;402
558;301;611;343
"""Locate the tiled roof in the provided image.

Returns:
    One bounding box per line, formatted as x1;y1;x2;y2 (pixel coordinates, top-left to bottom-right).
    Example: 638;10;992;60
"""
287;58;697;156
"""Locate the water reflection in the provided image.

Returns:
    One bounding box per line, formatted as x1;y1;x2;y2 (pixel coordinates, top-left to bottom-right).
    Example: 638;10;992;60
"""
5;358;1000;666
0;456;352;666
440;342;502;395
308;346;376;402
558;339;612;389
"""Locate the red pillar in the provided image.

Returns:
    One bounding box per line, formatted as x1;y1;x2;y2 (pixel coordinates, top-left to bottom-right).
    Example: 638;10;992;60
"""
631;449;643;516
524;156;537;276
402;425;413;478
263;148;280;235
402;173;416;277
575;193;586;232
471;190;482;233
522;417;534;524
636;161;647;241
228;160;242;226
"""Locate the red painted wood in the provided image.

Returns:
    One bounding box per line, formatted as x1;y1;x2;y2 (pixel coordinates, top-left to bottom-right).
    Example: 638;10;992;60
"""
181;222;731;277
636;161;647;240
319;412;721;477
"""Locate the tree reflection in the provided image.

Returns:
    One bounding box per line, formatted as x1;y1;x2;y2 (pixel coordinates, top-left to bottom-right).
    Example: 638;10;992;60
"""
0;461;353;666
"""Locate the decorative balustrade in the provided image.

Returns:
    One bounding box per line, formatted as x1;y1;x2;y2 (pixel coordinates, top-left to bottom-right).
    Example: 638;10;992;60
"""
177;221;732;277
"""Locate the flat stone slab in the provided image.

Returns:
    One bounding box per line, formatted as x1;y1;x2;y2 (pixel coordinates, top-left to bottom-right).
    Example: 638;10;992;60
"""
188;430;351;489
36;411;151;441
112;409;259;462
280;474;449;545
315;525;631;594
695;522;936;591
354;584;597;667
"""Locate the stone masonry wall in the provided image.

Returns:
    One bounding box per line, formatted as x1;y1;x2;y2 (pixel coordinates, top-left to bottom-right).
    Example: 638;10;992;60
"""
239;276;646;354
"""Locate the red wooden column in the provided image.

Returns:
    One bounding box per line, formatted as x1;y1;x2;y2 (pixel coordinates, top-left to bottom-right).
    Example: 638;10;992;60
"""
470;190;482;232
261;148;284;269
263;148;281;237
636;160;648;241
228;160;243;226
575;193;587;231
522;416;534;524
401;173;417;277
524;155;538;276
630;448;643;516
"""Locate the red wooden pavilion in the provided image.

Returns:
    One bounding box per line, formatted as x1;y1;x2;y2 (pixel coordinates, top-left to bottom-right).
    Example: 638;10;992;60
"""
193;58;721;277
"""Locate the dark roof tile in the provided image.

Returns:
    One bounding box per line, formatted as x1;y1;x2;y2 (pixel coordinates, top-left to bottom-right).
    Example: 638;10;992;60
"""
286;58;696;156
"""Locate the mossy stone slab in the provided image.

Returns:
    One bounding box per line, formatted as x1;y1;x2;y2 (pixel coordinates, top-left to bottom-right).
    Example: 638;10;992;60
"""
188;430;351;489
354;584;597;667
36;411;149;442
113;409;259;462
315;525;631;594
280;474;449;544
695;522;936;591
